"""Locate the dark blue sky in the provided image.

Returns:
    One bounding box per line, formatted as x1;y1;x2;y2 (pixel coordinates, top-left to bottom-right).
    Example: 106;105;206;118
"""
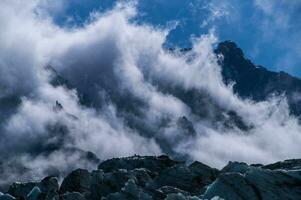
49;0;301;77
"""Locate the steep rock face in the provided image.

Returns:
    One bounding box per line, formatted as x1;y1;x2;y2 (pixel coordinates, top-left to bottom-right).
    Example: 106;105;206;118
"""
216;41;301;115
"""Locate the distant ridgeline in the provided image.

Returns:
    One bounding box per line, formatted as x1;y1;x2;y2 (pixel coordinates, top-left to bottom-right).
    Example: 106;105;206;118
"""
52;41;301;117
169;41;301;117
51;41;301;130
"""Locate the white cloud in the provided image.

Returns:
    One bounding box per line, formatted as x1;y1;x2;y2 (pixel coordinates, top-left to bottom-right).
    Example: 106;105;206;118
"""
2;0;301;186
200;0;232;28
253;0;301;74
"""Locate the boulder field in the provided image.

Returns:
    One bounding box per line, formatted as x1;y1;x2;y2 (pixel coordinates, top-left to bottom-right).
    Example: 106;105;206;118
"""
1;155;301;200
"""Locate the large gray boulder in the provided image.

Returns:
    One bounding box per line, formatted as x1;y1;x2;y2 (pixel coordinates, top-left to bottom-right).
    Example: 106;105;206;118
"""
148;163;218;195
204;172;260;200
204;162;301;200
89;169;137;199
220;161;250;174
7;182;36;198
59;169;91;195
26;186;42;200
7;176;59;199
106;179;152;200
5;156;301;200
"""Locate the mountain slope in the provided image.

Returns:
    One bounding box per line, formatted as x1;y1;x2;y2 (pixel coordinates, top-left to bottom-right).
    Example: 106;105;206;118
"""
2;156;301;200
216;41;301;116
1;41;301;192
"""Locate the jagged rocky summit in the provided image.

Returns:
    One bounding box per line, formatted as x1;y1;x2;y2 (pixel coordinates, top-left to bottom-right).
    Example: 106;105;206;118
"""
216;41;301;116
1;155;301;200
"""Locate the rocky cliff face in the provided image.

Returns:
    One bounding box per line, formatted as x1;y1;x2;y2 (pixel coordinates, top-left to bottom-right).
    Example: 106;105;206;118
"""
1;155;301;200
216;41;301;116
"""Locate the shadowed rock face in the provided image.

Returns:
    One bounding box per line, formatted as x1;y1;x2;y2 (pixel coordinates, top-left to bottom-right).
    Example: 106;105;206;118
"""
7;176;59;200
98;155;181;174
2;155;301;200
262;159;301;170
216;41;301;116
59;169;91;195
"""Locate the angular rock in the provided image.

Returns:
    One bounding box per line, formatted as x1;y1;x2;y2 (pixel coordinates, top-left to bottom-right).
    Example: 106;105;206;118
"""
164;193;201;200
8;182;37;198
41;176;59;191
148;163;218;194
204;173;260;200
189;161;219;186
98;155;180;174
221;161;250;174
59;169;91;195
89;170;105;200
204;163;301;200
262;159;301;170
26;186;42;200
244;168;301;199
107;179;152;200
0;194;15;200
164;193;187;200
157;186;188;196
39;176;59;200
5;156;301;200
7;176;59;200
61;192;86;200
90;169;137;199
130;168;153;187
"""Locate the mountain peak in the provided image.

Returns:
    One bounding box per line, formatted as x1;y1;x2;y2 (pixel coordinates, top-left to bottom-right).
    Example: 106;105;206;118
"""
216;40;244;59
216;40;301;115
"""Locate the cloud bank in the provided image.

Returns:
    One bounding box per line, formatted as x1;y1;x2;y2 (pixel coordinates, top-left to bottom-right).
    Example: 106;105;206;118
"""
1;0;301;186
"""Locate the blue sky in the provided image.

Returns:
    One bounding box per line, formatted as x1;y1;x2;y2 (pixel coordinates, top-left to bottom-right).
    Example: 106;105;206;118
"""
48;0;301;77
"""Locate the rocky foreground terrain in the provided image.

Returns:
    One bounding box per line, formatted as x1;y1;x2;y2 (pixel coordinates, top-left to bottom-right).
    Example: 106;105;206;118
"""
1;155;301;200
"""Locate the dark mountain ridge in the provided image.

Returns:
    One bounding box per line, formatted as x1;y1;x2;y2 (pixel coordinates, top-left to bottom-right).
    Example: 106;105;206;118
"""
216;41;301;116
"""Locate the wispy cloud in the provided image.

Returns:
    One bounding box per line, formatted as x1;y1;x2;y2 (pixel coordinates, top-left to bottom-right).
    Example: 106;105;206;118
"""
1;0;301;186
253;0;301;73
200;0;232;28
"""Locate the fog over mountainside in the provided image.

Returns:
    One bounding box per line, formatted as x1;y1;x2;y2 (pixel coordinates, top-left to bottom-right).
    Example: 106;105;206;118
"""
1;1;301;188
